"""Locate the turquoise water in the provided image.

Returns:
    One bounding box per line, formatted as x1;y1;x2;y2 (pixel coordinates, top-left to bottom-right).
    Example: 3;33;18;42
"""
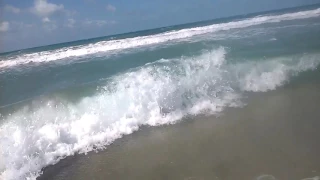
1;5;320;180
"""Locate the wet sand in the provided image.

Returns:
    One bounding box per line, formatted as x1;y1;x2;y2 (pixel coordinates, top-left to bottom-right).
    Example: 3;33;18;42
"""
39;82;320;180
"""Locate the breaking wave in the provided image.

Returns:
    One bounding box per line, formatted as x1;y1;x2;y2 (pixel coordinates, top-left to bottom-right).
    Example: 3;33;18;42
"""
1;47;319;180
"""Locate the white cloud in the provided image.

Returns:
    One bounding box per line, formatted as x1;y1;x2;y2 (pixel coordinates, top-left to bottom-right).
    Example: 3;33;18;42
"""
31;0;64;19
42;17;51;23
0;22;10;32
12;22;34;29
84;20;103;26
106;4;116;12
84;20;105;26
83;19;116;27
43;22;57;32
4;5;21;14
65;10;77;17
66;18;75;28
3;21;35;33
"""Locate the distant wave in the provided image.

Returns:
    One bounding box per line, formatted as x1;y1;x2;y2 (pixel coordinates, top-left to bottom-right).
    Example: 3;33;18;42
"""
0;8;320;69
1;47;320;179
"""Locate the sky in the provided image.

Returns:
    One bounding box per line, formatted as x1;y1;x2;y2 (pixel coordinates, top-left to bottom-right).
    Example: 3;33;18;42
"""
0;0;319;52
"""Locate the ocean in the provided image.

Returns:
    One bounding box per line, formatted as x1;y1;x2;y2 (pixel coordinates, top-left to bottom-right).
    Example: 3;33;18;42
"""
1;5;320;180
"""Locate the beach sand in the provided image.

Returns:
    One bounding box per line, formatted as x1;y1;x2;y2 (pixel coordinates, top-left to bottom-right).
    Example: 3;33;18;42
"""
39;82;320;180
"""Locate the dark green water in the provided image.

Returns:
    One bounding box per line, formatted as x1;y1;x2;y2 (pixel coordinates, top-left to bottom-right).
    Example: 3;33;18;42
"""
1;5;320;180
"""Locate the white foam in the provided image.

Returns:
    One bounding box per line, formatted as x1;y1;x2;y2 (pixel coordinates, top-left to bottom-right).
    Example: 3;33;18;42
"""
1;48;320;180
302;176;320;180
255;174;277;180
1;8;320;69
233;54;320;92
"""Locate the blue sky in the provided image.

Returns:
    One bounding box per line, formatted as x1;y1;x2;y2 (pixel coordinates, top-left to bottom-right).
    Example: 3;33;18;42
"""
0;0;319;52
